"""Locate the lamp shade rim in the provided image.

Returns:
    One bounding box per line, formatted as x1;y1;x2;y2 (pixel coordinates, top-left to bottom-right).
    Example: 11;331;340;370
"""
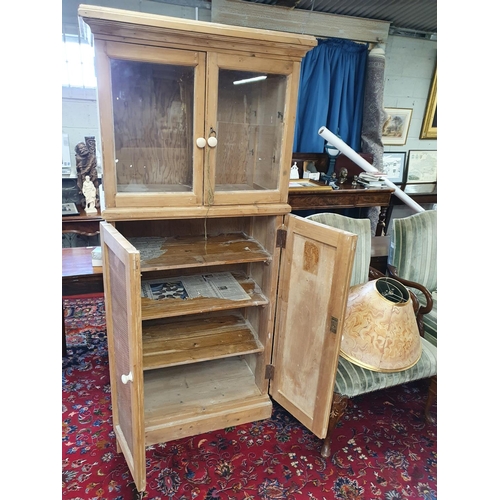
339;346;422;373
374;277;411;306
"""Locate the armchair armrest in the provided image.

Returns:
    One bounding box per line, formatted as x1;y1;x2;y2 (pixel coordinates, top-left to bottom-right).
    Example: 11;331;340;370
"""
386;264;433;314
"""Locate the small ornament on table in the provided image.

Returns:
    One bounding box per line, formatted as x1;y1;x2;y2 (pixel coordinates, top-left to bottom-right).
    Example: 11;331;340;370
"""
352;175;358;186
339;167;348;184
290;162;300;180
82;175;97;214
328;172;339;190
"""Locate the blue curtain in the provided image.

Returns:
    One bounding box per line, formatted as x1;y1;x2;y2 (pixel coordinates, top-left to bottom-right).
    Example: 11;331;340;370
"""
293;38;368;153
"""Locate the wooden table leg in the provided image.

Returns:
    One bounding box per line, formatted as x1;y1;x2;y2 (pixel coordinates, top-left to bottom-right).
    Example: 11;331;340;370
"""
376;206;388;236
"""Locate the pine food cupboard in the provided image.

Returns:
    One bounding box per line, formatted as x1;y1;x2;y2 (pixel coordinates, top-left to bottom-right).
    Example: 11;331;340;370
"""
79;5;358;493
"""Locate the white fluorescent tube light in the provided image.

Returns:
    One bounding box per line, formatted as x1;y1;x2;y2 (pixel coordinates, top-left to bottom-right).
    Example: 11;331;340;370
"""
233;75;267;85
318;126;425;213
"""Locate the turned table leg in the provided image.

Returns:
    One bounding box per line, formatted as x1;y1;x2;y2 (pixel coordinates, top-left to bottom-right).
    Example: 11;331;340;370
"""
375;206;388;236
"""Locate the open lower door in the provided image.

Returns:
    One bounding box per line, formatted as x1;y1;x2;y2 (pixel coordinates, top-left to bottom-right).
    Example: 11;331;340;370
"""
270;214;357;439
100;222;146;492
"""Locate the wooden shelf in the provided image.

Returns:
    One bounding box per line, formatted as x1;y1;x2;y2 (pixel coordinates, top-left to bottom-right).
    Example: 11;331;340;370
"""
132;232;272;272
141;273;269;320
142;313;264;370
143;357;272;446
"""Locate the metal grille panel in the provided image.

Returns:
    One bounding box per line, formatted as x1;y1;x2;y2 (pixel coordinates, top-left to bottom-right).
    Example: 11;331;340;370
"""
241;0;437;34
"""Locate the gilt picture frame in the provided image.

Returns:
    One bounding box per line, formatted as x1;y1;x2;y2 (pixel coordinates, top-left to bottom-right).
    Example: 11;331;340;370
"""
382;108;413;146
420;68;437;139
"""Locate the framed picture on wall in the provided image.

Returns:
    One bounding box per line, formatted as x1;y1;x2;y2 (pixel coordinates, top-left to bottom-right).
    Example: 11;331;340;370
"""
407;150;437;183
381;152;406;184
420;67;437;139
382;108;413;146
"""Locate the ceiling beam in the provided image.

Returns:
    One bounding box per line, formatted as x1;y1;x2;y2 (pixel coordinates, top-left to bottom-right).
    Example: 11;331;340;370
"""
211;0;390;42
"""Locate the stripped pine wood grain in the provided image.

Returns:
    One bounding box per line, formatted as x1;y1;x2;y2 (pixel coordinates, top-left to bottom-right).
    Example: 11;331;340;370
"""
143;357;272;444
142;313;264;369
134;232;271;271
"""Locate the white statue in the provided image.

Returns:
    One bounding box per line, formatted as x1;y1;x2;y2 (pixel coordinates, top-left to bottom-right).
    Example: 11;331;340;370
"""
290;162;300;180
82;175;97;214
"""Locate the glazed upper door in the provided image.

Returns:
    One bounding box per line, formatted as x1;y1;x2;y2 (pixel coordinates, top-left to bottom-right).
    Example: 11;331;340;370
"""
94;40;206;208
100;221;146;492
270;214;357;439
204;53;301;206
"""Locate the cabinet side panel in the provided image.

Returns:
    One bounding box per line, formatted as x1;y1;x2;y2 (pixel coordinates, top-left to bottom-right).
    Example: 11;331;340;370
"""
95;40;117;208
245;216;283;391
278;62;301;203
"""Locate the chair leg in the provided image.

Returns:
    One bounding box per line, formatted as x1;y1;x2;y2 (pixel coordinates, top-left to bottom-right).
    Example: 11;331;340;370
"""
321;393;349;458
424;375;437;424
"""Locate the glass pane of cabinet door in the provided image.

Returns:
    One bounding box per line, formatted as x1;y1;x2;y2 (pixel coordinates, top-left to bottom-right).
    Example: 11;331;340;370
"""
206;54;296;206
95;41;205;208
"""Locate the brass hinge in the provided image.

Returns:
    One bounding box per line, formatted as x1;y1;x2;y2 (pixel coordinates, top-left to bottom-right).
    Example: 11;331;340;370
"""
330;317;338;334
276;228;287;248
265;364;275;379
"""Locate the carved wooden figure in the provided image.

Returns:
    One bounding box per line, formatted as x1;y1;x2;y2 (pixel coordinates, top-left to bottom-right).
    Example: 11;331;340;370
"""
75;136;99;209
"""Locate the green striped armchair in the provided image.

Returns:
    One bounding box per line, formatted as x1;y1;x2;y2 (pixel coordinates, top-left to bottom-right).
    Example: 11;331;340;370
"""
387;210;437;347
305;213;437;458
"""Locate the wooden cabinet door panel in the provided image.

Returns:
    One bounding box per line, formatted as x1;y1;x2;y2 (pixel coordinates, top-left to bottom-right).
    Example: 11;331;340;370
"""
205;52;300;207
95;41;206;209
101;222;146;491
270;214;357;438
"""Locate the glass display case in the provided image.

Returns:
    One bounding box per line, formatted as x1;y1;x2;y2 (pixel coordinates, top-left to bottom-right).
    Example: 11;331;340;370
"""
84;7;316;218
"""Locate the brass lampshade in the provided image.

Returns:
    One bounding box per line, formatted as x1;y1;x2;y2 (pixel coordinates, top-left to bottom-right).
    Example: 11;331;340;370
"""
340;277;422;373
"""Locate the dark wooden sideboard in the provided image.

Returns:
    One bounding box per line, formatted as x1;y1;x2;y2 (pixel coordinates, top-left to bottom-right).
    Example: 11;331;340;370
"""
62;205;103;236
288;152;395;235
288;181;394;236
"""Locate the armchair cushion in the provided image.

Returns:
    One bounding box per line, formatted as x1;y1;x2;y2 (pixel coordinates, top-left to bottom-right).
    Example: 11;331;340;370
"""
388;210;437;294
388;210;437;344
334;336;437;398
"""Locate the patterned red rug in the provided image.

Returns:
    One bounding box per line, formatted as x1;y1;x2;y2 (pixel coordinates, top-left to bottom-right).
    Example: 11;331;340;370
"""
62;296;437;500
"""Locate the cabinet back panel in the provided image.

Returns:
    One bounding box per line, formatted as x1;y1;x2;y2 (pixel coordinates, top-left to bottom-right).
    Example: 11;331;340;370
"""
144;357;266;420
111;60;194;189
115;217;252;237
215;71;285;190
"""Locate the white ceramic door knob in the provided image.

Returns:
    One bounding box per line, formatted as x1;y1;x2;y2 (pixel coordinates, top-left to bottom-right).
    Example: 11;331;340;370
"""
121;371;133;384
207;136;218;148
196;137;207;148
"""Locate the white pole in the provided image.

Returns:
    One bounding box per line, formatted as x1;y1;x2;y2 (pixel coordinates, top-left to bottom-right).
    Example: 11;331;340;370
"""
318;126;425;213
